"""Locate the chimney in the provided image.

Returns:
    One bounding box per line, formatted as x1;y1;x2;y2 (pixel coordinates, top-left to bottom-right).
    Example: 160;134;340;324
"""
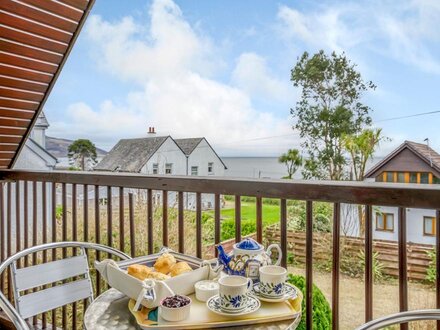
148;126;156;136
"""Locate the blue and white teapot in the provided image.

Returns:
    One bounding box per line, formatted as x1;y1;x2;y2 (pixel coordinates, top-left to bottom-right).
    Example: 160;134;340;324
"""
217;238;282;280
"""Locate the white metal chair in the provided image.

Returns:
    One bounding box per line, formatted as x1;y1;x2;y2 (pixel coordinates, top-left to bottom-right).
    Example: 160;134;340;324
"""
356;309;440;330
0;241;131;330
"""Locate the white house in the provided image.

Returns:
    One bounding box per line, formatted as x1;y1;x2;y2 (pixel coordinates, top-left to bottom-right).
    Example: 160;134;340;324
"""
13;112;57;171
5;112;56;248
95;129;227;209
343;141;440;245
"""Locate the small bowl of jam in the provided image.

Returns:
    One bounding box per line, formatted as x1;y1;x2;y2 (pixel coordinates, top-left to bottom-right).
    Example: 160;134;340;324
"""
159;295;191;322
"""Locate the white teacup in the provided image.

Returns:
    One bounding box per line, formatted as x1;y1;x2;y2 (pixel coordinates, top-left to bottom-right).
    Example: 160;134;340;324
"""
258;265;287;298
218;276;253;313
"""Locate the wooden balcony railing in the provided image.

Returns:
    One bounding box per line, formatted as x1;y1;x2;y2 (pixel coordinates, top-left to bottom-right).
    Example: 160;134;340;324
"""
0;169;440;329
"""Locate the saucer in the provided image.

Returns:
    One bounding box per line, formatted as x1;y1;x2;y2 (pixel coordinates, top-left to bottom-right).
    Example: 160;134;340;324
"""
253;282;297;302
206;295;260;317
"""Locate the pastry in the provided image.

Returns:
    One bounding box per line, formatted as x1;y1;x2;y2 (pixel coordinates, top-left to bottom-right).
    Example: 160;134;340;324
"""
127;264;153;281
145;271;171;281
169;261;192;277
154;253;176;274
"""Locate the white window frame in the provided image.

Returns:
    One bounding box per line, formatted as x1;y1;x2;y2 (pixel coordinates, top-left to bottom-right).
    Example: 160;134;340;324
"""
208;162;214;175
152;163;158;174
165;163;173;174
191;166;198;176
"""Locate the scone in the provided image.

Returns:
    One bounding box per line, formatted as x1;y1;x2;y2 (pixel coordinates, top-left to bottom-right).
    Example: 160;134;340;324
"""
169;261;192;277
127;264;153;281
145;271;171;281
154;253;176;274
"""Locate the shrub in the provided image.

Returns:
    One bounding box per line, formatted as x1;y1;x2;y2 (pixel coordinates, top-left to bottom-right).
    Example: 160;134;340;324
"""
426;249;436;284
287;274;332;330
288;201;332;233
358;250;385;281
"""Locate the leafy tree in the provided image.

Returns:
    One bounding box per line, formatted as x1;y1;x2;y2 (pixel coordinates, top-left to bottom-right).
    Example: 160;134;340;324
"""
291;50;376;180
279;148;303;179
68;139;97;171
344;128;387;181
343;129;388;234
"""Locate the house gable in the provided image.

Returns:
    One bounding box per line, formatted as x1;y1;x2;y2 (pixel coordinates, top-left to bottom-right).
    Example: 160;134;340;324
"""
142;137;187;175
365;142;440;179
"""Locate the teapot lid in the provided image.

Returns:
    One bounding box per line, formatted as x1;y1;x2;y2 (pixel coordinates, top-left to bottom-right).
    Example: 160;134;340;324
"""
236;238;261;250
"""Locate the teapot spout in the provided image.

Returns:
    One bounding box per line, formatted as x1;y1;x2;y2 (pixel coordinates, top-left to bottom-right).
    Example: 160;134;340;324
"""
216;245;231;267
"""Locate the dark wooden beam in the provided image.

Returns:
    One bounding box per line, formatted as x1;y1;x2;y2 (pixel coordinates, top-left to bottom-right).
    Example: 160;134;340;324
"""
2;170;440;209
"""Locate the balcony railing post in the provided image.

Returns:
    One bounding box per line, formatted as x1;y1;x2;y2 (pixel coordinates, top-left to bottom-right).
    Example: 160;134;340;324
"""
147;189;153;254
62;182;68;328
214;194;221;257
72;183;78;330
0;183;4;294
365;204;373;322
306;200;313;329
235;196;241;243
129;193;135;257
119;187;125;252
398;207;408;330
107;186;113;256
178;192;184;253
95;185;101;296
332;202;341;330
162;191;168;247
436;209;440;330
280;199;287;268
256;197;263;243
196;192;202;258
15;181;20;267
51;181;56;330
23;181;28;268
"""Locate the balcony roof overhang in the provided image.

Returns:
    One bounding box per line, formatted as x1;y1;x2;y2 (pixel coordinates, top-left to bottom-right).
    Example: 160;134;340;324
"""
0;0;95;169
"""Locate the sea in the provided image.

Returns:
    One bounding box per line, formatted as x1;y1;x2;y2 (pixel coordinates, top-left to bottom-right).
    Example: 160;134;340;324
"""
222;156;383;180
222;157;293;179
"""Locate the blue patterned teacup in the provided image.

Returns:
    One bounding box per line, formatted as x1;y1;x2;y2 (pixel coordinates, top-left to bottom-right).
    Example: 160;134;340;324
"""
218;275;253;313
258;265;287;298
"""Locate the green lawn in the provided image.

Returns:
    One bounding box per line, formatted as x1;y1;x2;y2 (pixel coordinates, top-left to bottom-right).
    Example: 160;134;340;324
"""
206;202;281;241
217;202;280;223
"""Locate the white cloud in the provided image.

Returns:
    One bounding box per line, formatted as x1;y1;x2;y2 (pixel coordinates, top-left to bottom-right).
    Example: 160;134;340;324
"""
52;0;298;156
277;5;367;53
277;1;440;74
231;52;291;102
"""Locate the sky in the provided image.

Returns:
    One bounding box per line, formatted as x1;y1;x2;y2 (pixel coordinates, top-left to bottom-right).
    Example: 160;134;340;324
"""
44;0;440;156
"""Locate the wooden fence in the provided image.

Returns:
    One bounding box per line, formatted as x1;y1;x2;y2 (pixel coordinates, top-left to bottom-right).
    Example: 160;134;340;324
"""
264;226;434;281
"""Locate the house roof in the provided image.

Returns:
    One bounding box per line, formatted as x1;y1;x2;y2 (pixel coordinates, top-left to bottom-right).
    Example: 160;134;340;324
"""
365;140;440;178
175;137;227;169
95;136;169;172
26;138;58;164
174;138;204;156
0;0;95;169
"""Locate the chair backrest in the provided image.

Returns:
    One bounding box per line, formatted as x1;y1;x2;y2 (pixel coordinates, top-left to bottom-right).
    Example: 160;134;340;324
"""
0;241;131;329
11;248;93;319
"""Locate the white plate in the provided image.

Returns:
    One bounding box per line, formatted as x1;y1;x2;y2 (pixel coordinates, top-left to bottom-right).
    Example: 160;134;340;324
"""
253;283;297;303
206;295;261;317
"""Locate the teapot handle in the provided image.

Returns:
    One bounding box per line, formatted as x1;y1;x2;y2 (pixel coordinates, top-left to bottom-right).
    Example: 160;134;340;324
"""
266;244;283;266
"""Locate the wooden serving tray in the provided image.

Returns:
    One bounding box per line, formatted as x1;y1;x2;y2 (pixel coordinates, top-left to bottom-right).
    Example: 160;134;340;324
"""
128;289;302;329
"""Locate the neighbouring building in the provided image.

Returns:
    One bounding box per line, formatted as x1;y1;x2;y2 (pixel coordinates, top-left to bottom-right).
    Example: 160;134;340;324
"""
343;140;440;244
95;128;227;209
13;112;57;171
